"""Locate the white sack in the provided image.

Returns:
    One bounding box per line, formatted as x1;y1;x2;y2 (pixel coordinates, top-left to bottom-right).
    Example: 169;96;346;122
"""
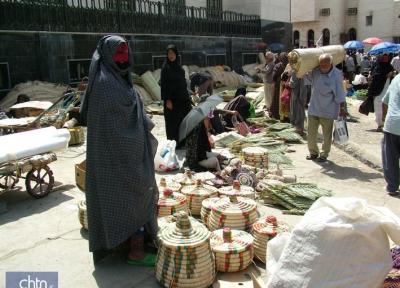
266;197;400;288
0;127;70;163
141;71;161;101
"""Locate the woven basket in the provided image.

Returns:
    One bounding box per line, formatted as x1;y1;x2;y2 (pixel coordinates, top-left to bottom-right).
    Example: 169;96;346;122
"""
181;179;219;216
156;211;216;288
208;195;258;232
78;200;88;230
200;197;221;228
251;215;290;263
242;146;268;169
173;169;196;186
75;160;86;192
158;177;182;192
157;189;188;218
210;227;254;272
68;127;85;146
219;180;255;199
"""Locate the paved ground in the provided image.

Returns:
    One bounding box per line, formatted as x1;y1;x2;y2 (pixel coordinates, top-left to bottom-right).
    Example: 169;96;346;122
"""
0;109;396;287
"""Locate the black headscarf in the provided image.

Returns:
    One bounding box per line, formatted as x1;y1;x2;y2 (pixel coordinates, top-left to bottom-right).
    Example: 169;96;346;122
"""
80;35;133;123
235;87;247;97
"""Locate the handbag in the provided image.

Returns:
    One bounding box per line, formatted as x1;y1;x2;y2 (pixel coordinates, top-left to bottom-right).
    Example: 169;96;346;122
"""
333;117;349;144
359;96;374;115
231;114;250;136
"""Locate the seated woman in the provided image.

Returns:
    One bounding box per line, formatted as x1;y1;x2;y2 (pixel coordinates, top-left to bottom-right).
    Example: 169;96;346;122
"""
186;116;222;172
223;87;251;128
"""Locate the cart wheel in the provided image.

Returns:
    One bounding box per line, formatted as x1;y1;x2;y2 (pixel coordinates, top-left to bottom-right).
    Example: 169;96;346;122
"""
25;166;54;199
0;173;19;189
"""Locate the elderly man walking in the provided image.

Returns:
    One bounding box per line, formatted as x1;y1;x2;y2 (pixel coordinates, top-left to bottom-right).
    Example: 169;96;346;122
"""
381;74;400;196
306;53;346;162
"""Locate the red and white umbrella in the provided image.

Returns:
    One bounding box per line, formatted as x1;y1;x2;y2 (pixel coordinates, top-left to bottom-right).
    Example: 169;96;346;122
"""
362;37;383;45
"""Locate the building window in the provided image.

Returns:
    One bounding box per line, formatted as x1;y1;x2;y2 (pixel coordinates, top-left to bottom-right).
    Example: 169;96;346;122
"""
366;15;373;26
105;0;134;10
293;30;300;48
347;8;357;16
322;28;330;46
67;59;91;84
348;28;357;41
242;53;258;65
307;29;315;47
206;54;226;66
0;62;11;91
320;8;330;16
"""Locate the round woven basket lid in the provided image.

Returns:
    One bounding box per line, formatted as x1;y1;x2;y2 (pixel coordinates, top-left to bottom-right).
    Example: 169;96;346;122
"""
158;189;187;208
242;146;268;156
202;197;221;211
210;227;253;254
252;215;290;237
212;195;257;216
158;214;199;231
181;179;219;197
158;177;182;192
158;211;211;247
219;180;254;197
173;169;196;186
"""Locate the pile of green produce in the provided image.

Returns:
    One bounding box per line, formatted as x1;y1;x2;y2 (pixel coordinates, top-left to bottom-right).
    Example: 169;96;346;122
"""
260;182;332;214
354;89;368;100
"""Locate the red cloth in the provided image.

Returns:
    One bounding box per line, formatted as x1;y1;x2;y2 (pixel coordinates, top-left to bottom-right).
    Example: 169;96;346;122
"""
112;43;129;63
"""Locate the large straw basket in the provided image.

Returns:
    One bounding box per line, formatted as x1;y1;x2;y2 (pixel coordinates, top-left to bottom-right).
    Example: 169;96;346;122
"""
173;169;196;186
78;200;88;230
242;146;268;169
383;246;400;288
158;177;182;192
219;180;255;199
201;197;221;228
252;215;290;263
157;189;188;218
208;195;258;232
181;179;219;216
210;227;254;272
156;211;216;288
75;160;86;191
158;214;200;234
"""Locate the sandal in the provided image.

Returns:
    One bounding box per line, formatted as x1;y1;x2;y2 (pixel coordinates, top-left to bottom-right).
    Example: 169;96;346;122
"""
317;156;327;163
126;253;157;267
306;154;318;160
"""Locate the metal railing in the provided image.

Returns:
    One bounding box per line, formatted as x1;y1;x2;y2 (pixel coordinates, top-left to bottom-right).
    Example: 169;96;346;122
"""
0;0;261;37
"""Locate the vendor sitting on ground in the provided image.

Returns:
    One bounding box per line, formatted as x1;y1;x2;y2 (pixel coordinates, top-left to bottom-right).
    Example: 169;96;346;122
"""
223;87;251;128
189;71;214;97
185;114;222;173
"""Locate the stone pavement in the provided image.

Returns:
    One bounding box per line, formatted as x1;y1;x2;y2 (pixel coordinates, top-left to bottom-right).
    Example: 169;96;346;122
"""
0;113;397;288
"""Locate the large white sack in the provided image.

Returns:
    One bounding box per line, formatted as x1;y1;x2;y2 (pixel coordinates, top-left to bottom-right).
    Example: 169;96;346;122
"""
288;45;346;78
133;84;153;105
0;127;70;163
266;197;400;288
141;71;161;101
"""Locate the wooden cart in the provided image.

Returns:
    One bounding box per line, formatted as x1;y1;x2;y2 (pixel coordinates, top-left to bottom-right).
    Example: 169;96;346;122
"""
0;153;57;199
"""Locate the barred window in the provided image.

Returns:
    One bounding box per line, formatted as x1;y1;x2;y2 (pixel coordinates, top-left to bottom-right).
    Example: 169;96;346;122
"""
165;0;186;16
0;62;10;91
68;59;91;84
207;0;222;18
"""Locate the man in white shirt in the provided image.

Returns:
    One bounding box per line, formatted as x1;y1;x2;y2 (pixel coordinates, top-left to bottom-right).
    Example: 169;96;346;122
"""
391;52;400;73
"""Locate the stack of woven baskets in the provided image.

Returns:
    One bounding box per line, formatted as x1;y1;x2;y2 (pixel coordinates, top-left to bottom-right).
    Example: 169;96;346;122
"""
252;215;290;263
157;189;188;218
158;177;182;192
242;147;268;169
201;197;221;228
210;227;254;272
219;180;255;199
78;200;88;230
208;195;259;231
181;179;219;216
157;214;200;234
156;211;216;288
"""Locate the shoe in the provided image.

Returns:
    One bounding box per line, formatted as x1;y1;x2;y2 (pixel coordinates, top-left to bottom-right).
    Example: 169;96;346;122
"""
388;191;400;197
126;253;157;267
376;126;383;132
317;156;327;163
306;154;318;160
